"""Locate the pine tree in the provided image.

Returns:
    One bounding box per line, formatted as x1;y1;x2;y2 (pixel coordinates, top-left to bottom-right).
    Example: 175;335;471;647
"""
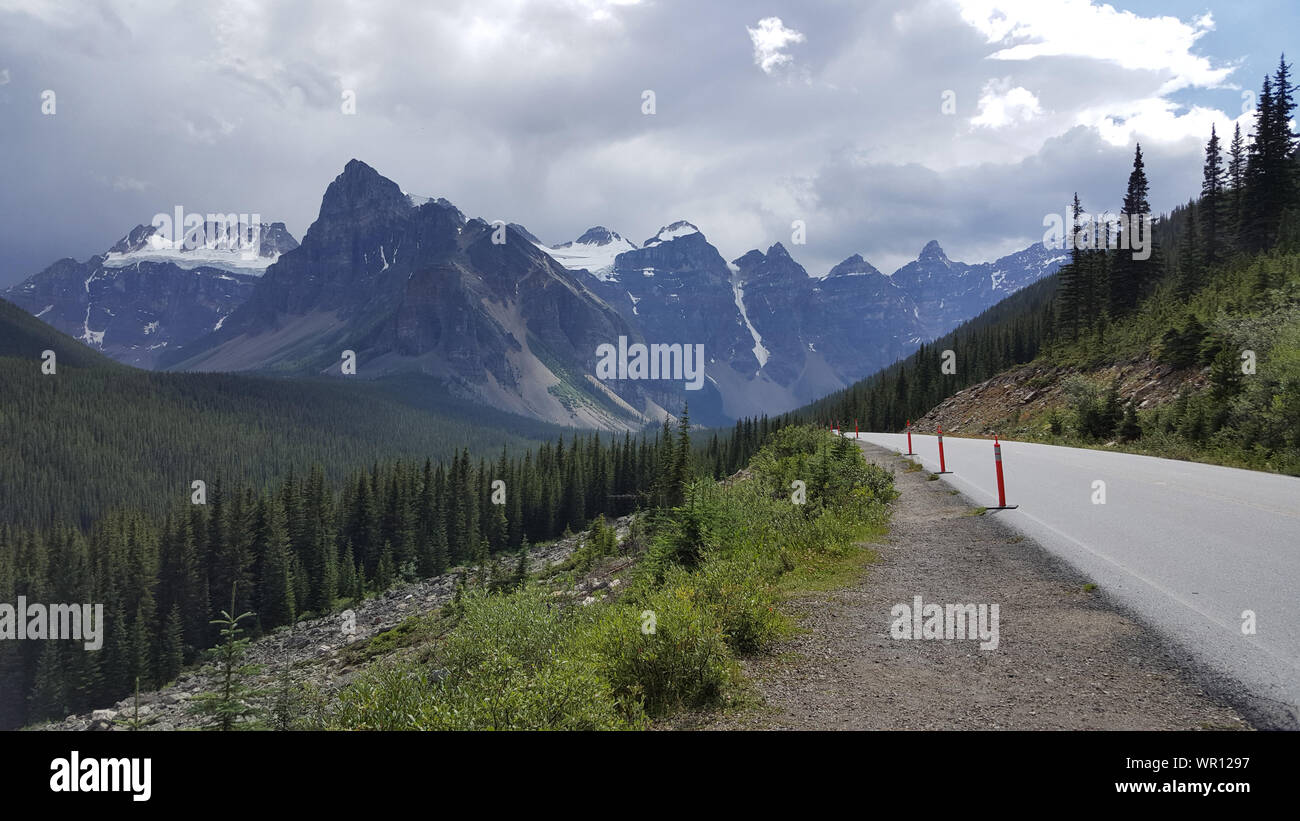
28;644;65;722
189;586;262;731
670;404;692;506
1176;202;1202;299
256;500;295;632
1059;192;1085;337
1200;124;1227;265
375;542;396;591
1110;146;1151;317
1227;122;1247;252
337;541;357;602
159;603;185;684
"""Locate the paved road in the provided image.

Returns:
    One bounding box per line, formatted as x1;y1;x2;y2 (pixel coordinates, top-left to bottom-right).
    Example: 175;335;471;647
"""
845;431;1300;728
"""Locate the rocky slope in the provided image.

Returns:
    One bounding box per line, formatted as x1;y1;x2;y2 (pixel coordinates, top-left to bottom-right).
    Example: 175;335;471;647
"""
912;357;1209;437
161;160;658;430
35;518;638;731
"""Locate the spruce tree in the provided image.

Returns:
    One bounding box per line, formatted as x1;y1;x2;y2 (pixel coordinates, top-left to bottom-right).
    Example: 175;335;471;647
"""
1059;192;1085;337
1200;125;1227;265
1110;146;1151;316
254;495;295;631
190;586;262;731
1227;122;1247;251
159;604;185;684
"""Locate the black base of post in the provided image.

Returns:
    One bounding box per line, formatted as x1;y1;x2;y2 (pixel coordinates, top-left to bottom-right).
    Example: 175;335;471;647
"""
905;451;915;456
936;470;953;474
987;505;1019;510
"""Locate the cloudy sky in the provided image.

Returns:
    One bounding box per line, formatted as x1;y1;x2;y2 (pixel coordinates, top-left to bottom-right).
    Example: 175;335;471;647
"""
1;0;1295;286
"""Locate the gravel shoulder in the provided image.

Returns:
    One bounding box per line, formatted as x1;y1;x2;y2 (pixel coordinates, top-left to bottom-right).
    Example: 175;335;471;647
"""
691;442;1252;731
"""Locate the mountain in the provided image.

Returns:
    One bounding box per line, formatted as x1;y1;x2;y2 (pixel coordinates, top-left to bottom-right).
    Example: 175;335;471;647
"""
890;239;1066;339
160;160;671;430
561;221;760;419
567;227;1063;417
728;243;846;408
8;162;1064;424
537;226;638;282
5;221;297;368
0;292;569;530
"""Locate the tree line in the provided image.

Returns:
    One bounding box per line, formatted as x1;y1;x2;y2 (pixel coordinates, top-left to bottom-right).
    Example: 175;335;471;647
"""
799;55;1299;440
1;406;795;728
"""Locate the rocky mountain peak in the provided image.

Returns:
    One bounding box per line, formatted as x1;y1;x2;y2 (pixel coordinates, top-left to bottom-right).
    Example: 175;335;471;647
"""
318;159;411;220
569;226;628;247
919;239;948;263
827;253;882;278
643;221;700;247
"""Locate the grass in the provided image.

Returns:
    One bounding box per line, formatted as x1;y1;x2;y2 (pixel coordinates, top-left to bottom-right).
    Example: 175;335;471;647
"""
336;612;448;667
316;425;897;730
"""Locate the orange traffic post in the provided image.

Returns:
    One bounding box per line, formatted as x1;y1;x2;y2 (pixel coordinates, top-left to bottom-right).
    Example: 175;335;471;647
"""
905;420;915;455
936;422;952;474
989;436;1018;510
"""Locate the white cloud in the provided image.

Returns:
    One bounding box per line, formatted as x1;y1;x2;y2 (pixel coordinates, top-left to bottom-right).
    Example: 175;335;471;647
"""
970;77;1042;128
955;0;1232;93
747;17;805;74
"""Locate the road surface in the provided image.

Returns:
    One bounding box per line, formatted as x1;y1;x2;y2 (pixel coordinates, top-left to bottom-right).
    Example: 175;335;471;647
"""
846;431;1300;728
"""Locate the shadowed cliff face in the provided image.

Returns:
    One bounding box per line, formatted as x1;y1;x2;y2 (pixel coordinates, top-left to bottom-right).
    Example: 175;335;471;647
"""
160;160;685;430
9;158;1064;426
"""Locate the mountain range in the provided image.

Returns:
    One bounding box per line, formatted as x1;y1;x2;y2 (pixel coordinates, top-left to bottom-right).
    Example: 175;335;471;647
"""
5;160;1064;427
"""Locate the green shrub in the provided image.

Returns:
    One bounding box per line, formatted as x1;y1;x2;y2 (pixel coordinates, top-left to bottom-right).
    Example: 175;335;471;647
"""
693;558;785;653
583;589;733;717
332;587;641;730
438;586;568;676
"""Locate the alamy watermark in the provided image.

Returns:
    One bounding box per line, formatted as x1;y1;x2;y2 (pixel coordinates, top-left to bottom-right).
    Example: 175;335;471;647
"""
147;207;264;259
1042;206;1152;261
889;595;999;650
50;751;151;802
595;336;705;391
0;597;104;650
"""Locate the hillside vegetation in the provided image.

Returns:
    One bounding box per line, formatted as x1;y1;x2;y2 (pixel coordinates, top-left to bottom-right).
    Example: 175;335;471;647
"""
805;57;1300;475
311;427;894;730
0;296;569;529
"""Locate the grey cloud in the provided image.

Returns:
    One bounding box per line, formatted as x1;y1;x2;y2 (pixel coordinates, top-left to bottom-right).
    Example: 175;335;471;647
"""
0;0;1241;286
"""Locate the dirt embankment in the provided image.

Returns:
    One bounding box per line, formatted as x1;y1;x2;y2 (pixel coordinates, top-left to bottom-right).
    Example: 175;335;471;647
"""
912;357;1207;437
692;442;1249;730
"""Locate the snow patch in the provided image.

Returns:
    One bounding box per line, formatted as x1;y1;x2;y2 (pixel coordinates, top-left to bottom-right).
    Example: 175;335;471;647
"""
535;233;637;282
644;221;699;247
730;274;769;370
103;247;276;275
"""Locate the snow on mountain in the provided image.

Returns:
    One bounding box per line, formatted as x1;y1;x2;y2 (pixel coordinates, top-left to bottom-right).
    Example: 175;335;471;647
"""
728;261;769;371
101;221;299;275
642;221;699;248
535;226;637;282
